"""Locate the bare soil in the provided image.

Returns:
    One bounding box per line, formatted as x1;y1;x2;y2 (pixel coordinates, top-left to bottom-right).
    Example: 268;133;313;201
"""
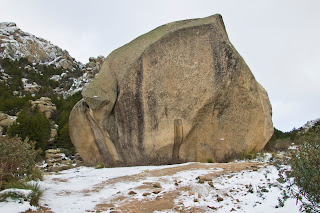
26;162;266;213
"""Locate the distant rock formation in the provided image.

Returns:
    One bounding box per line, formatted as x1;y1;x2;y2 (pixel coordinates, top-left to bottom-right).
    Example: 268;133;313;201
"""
0;112;16;128
0;22;79;70
30;97;57;119
0;22;109;97
69;14;274;166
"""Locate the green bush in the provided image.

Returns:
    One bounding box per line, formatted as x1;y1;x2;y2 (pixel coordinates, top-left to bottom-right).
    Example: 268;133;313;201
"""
8;108;51;152
286;135;320;212
240;150;258;160
264;138;292;152
206;158;214;163
0;136;41;189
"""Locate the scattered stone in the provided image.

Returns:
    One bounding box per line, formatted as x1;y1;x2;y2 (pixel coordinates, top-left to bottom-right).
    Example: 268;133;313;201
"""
193;198;199;202
46;149;61;154
198;193;202;199
0;112;8;121
208;181;214;187
217;197;224;202
0;116;16;127
61;160;73;164
74;153;83;161
48;165;72;172
142;182;153;185
197;176;212;182
128;191;137;195
207;206;218;210
189;191;194;196
153;182;162;188
152;189;161;194
45;148;74;172
142;192;151;196
198;179;205;184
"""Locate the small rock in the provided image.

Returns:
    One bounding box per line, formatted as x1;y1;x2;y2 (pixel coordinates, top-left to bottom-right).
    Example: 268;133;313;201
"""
189;191;194;196
142;192;151;196
208;181;214;187
194;198;199;202
207;206;217;210
153;182;162;188
217;197;224;202
45;153;61;159
152;189;161;194
198;193;202;199
128;190;137;195
143;182;153;185
198;179;205;184
61;160;73;165
197;176;212;182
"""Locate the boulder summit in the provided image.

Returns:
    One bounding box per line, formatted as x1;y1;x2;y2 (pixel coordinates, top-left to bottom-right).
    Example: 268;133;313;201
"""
69;14;273;166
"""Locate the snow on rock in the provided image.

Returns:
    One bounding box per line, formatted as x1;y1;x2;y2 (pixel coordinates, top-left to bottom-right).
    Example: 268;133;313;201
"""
0;22;80;70
300;118;320;132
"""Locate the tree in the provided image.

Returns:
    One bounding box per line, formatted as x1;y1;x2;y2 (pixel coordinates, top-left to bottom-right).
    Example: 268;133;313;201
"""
8;108;51;152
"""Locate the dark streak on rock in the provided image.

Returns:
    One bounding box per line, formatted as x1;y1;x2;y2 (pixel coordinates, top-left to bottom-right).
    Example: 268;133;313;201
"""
135;58;145;153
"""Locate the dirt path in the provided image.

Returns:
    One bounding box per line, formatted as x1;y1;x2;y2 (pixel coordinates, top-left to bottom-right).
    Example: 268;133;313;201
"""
27;162;267;213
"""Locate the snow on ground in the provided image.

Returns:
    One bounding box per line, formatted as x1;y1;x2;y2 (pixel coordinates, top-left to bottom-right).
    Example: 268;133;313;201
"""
0;160;302;213
0;189;38;213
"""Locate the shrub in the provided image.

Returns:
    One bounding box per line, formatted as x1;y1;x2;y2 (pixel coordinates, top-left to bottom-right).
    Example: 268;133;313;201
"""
240;150;258;160
0;136;41;189
264;138;292;152
285;135;320;212
206;158;214;163
0;181;43;206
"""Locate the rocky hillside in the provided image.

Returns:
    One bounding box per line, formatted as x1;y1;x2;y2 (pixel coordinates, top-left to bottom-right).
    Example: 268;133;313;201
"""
0;22;105;97
0;22;79;70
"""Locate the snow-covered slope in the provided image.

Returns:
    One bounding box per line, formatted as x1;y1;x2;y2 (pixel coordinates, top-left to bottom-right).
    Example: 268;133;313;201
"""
0;22;79;70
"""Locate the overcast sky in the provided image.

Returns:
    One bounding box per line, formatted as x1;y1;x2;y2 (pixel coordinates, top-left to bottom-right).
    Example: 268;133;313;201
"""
2;0;320;132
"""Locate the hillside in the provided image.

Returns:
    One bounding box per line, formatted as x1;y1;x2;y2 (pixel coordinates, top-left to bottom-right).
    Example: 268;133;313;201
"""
0;22;105;97
0;22;105;157
0;22;78;70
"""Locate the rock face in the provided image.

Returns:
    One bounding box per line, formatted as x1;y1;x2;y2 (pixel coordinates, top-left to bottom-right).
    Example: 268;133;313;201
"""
0;112;16;127
30;97;57;119
69;14;273;166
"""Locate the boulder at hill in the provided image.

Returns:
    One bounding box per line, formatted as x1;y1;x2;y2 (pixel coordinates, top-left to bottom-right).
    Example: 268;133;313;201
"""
69;14;274;166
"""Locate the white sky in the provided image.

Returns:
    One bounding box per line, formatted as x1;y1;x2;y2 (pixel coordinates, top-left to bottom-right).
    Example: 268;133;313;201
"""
1;0;320;132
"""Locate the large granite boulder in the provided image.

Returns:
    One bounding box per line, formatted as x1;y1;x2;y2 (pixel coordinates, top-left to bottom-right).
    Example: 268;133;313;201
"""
69;14;273;166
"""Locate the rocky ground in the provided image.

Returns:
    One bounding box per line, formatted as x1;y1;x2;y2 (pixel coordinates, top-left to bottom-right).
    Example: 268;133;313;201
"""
0;153;302;213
